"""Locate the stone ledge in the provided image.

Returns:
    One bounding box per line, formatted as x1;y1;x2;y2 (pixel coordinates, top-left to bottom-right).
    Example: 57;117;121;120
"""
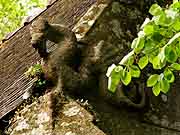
5;92;106;135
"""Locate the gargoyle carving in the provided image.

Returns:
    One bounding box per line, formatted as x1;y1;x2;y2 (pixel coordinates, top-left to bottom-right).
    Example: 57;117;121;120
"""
30;18;145;109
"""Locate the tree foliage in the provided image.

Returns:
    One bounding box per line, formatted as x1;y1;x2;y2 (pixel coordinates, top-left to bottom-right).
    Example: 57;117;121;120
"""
107;0;180;96
0;0;47;40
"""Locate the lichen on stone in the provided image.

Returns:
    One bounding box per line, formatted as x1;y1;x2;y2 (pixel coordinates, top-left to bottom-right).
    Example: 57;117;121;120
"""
63;106;81;117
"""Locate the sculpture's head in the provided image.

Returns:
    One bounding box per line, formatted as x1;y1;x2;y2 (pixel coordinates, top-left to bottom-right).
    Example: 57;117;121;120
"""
30;18;49;46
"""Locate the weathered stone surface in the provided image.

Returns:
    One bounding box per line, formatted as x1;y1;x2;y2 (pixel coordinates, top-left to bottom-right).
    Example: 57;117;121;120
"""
143;76;180;132
5;92;105;135
72;1;109;42
90;97;180;135
6;93;53;135
54;101;106;135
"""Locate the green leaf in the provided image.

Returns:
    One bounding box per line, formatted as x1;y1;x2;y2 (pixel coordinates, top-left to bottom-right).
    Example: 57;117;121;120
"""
42;80;46;84
152;56;165;69
131;38;138;49
170;63;180;70
147;74;159;87
158;48;165;63
138;56;148;69
129;65;141;78
108;71;122;93
153;13;172;27
176;43;180;57
106;64;116;77
165;46;178;63
114;65;123;73
159;28;174;38
34;64;42;72
152;56;159;69
149;4;163;16
172;20;180;31
148;55;154;64
152;49;166;69
152;32;163;42
107;65;123;93
127;56;134;66
171;1;180;9
152;82;161;96
134;37;145;53
143;39;156;54
164;69;175;83
160;79;170;94
143;24;154;35
121;70;131;86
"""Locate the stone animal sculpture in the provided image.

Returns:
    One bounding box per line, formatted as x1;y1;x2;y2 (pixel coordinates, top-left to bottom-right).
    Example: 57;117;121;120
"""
30;18;145;109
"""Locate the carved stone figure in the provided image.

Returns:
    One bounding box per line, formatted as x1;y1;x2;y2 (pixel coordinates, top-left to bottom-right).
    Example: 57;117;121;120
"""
30;18;145;109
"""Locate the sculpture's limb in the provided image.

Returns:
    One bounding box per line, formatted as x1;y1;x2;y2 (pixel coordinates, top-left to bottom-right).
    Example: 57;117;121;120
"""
99;74;146;109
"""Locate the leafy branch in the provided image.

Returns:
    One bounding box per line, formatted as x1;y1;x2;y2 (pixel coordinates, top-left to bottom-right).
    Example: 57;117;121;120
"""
107;1;180;96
